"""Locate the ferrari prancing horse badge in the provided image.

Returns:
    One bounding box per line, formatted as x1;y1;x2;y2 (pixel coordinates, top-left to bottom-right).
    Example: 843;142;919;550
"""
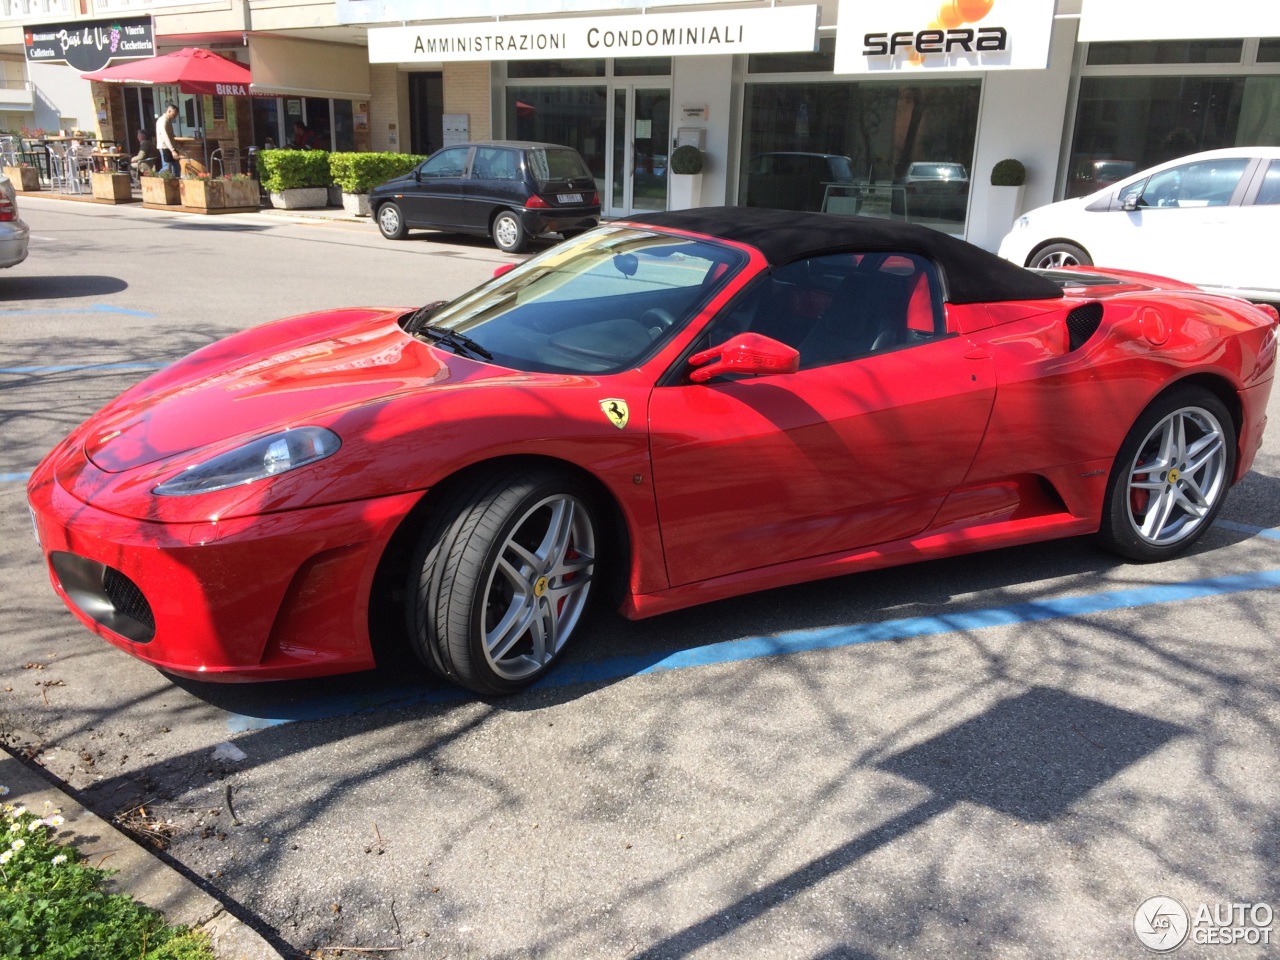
600;398;629;429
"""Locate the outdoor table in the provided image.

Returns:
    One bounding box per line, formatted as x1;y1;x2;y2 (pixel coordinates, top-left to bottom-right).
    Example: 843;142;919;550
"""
91;150;129;173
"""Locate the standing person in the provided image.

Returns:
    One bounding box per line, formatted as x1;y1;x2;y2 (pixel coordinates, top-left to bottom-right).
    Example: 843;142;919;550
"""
156;102;181;177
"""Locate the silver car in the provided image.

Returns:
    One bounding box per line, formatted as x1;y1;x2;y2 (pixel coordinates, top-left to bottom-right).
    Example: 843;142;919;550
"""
0;174;29;269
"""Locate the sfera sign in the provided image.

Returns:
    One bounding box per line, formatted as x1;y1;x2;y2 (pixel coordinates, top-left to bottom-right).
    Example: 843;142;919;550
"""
834;0;1053;74
368;6;818;62
24;15;154;72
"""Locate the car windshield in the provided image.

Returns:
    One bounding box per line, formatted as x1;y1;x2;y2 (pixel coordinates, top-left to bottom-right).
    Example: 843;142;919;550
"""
911;163;967;180
416;226;745;374
527;147;592;182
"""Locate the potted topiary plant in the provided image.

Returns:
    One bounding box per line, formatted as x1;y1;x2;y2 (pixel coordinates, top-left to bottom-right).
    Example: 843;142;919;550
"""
257;149;332;209
668;143;704;210
985;157;1027;249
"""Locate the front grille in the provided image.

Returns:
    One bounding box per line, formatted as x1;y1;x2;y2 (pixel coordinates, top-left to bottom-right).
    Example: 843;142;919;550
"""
103;566;156;632
50;552;156;643
1066;301;1104;352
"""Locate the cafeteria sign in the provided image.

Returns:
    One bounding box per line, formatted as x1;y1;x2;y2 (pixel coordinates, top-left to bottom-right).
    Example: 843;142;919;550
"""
24;15;155;72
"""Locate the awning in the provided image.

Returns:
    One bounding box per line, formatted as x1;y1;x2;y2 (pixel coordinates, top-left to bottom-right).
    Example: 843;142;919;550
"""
81;47;265;97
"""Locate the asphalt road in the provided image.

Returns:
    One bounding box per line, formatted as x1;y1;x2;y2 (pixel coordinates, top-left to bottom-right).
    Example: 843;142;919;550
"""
2;197;1278;959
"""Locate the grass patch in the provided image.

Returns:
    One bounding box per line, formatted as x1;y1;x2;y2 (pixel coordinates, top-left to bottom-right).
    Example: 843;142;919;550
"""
0;784;214;960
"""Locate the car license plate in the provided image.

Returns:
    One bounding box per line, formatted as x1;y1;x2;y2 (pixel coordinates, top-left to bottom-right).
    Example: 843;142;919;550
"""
28;503;40;549
557;193;582;204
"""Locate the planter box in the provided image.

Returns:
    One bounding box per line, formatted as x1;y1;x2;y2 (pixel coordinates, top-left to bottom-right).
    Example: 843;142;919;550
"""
3;165;40;192
141;177;181;205
180;178;225;210
91;171;132;202
222;178;260;209
668;173;702;211
342;192;371;217
327;184;342;206
269;186;328;210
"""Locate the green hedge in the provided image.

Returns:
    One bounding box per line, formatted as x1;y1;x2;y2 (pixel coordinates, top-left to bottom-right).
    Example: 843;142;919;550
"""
255;149;333;192
329;152;426;194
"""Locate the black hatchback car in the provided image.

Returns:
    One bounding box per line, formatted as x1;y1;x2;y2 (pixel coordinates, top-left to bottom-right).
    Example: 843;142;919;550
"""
369;140;601;253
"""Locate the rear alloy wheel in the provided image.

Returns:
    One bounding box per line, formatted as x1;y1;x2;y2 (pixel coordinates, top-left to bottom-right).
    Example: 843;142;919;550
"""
491;211;527;253
377;202;408;240
407;467;598;695
1096;387;1235;562
1030;242;1091;269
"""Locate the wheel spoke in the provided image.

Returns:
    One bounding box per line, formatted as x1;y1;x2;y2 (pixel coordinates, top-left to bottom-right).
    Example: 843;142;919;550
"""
1183;431;1224;475
495;555;535;598
1173;476;1210;516
487;597;535;662
1140;485;1178;540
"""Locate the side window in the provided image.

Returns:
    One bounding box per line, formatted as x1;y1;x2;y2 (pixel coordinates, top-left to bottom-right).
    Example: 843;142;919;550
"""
1138;158;1249;208
472;147;521;181
1254;161;1280;205
419;147;469;179
701;252;945;371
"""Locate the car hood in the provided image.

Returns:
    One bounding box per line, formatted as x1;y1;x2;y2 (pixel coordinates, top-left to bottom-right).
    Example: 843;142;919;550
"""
83;308;445;474
370;174;415;194
46;306;651;524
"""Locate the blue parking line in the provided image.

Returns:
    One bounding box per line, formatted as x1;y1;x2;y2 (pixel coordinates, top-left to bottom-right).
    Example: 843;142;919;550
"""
0;304;155;318
0;472;29;483
225;565;1280;732
0;361;166;374
1215;519;1280;541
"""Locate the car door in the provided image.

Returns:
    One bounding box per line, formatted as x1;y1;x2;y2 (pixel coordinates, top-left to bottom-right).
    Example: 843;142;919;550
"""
648;253;996;588
1087;156;1253;285
1221;158;1280;298
400;145;471;228
463;146;523;231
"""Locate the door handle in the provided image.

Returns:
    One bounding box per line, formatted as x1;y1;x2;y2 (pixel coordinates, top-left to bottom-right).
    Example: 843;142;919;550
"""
963;346;991;360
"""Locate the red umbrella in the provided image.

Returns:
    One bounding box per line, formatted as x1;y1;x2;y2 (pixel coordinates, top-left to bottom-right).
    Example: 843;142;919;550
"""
81;47;255;97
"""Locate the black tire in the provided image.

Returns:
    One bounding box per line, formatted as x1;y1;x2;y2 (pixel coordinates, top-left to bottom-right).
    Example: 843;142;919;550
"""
376;201;408;240
1028;242;1091;269
406;467;599;695
1095;386;1235;562
491;210;527;253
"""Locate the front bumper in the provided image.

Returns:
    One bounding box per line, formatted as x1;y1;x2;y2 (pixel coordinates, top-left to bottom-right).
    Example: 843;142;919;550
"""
27;467;423;681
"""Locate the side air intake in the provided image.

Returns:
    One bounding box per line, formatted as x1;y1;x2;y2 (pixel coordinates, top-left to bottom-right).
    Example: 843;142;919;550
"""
1066;301;1104;352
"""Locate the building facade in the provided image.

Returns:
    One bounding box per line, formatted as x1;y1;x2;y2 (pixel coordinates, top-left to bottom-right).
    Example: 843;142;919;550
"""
1;0;1277;248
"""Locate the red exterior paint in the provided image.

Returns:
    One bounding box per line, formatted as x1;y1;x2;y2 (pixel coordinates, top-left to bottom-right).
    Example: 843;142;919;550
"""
25;225;1278;682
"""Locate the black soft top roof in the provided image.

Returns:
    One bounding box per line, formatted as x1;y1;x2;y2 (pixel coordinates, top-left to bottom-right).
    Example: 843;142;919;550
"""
627;207;1062;305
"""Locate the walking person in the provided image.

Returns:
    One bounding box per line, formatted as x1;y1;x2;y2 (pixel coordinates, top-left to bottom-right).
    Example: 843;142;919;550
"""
156;102;181;177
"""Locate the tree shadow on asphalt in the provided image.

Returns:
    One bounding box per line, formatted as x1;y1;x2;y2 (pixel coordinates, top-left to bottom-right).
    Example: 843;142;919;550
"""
0;275;129;301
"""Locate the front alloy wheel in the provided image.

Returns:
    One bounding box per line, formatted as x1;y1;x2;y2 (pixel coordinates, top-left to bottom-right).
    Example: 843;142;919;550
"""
1096;387;1235;561
377;201;407;240
407;467;598;695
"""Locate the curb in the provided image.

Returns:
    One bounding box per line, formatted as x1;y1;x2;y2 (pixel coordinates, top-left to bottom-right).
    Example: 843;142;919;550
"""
0;747;287;960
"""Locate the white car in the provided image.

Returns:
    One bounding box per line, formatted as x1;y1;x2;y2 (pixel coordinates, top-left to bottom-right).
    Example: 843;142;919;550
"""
0;174;29;269
999;147;1280;303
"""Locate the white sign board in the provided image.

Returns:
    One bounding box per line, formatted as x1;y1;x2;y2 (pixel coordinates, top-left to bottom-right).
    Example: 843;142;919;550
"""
834;0;1055;75
339;0;753;26
1078;0;1280;41
368;6;819;63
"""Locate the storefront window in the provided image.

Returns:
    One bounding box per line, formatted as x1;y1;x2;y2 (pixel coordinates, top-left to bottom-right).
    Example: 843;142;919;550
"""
1086;40;1244;65
507;85;608;191
509;59;606;78
739;79;980;236
614;57;671;77
748;37;836;74
1065;76;1265;197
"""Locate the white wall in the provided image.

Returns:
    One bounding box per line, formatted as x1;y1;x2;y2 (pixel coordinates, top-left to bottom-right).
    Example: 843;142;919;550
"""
966;5;1080;250
670;54;733;207
28;62;97;135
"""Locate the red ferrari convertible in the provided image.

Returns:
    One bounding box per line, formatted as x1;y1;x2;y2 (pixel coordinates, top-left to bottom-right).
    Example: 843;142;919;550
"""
27;208;1278;694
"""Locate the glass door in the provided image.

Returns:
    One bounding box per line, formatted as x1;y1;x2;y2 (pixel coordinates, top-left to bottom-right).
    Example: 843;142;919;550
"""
609;85;671;216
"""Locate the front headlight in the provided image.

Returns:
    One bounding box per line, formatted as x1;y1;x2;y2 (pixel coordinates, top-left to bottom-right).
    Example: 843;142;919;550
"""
153;426;341;497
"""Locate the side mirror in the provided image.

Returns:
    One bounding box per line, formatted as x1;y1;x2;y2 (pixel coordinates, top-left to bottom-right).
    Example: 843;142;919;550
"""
688;333;800;383
1121;194;1140;212
493;263;517;278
